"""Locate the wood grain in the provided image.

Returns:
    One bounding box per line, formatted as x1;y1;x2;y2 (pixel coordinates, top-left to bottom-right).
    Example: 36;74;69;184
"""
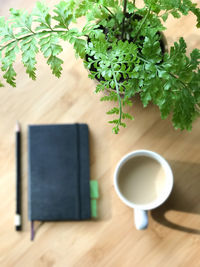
0;1;200;266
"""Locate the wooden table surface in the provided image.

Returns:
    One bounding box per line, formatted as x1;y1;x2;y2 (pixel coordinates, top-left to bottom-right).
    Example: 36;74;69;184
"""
0;1;200;266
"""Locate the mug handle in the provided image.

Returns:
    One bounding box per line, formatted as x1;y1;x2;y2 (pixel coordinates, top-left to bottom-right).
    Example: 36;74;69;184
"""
134;209;148;230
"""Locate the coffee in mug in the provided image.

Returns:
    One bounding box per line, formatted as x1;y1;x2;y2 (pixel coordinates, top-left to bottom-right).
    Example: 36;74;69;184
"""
114;150;173;230
118;156;167;205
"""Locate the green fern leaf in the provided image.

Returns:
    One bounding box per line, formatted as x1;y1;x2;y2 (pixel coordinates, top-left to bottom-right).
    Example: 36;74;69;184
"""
33;1;52;30
53;1;74;29
20;36;39;80
39;33;63;76
47;55;63;78
3;65;16;87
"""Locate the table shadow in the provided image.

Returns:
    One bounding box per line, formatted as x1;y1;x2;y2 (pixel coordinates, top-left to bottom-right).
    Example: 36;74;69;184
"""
151;160;200;234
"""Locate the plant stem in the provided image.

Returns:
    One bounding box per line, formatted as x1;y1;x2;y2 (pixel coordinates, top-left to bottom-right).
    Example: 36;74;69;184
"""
102;5;115;17
0;29;69;51
121;0;127;40
133;7;151;42
101;5;121;28
111;62;122;125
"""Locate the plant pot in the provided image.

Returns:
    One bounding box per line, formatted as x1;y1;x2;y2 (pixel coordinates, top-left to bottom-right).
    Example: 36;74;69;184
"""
85;10;168;94
85;30;168;96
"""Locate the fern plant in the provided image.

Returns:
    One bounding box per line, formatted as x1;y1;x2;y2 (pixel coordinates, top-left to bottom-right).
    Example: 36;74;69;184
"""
0;0;200;133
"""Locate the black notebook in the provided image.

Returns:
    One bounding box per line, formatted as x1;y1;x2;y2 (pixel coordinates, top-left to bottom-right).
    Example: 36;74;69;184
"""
28;123;91;225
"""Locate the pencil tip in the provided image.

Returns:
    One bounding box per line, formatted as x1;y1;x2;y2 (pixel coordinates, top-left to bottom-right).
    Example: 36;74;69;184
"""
16;121;21;132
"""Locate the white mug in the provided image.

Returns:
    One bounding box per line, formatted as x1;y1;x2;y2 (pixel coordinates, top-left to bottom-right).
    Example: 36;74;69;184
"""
114;150;173;230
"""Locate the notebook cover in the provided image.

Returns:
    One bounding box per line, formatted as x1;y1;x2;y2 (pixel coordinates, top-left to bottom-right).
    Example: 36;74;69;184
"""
28;123;91;221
